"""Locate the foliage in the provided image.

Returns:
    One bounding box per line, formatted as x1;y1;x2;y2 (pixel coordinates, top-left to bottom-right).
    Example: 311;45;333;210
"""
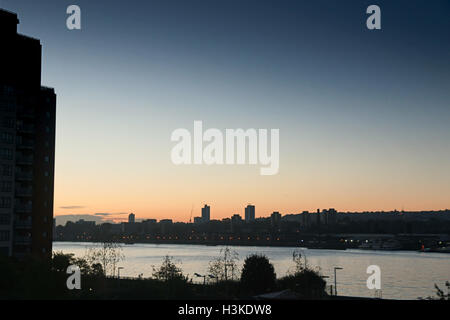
52;251;76;272
240;254;276;294
291;250;308;274
278;250;327;298
84;241;124;276
152;255;188;282
208;247;239;281
434;281;450;300
278;269;327;298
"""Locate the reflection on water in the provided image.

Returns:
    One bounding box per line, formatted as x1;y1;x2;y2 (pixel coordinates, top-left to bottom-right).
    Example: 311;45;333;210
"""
53;242;450;300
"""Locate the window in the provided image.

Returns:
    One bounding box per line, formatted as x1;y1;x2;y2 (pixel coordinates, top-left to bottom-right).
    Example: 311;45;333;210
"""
0;100;15;111
44;155;49;162
0;214;10;225
1;165;12;176
2;118;15;129
0;230;10;241
0;197;11;208
0;181;12;192
0;132;13;144
44;171;49;177
0;148;12;160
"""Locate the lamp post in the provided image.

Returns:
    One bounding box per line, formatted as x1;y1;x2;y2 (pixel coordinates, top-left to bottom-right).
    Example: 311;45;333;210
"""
334;267;343;296
208;274;218;284
117;266;124;279
194;273;206;285
117;267;124;291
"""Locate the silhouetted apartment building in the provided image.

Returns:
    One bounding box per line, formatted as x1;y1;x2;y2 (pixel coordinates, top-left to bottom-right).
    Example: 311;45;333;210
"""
128;213;135;224
0;9;56;259
245;204;255;222
271;211;281;228
201;204;210;222
193;216;203;224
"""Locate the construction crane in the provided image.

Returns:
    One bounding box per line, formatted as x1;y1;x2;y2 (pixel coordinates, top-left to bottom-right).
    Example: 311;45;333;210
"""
189;204;194;223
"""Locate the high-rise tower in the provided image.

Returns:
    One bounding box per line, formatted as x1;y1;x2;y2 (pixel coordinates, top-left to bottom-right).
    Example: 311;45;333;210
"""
0;9;56;259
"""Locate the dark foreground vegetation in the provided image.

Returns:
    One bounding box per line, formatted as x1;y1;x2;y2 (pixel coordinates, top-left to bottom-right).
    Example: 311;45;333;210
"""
1;245;448;300
0;246;329;300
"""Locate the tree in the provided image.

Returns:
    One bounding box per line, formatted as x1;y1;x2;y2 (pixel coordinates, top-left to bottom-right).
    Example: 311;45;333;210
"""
240;254;276;294
52;251;76;273
289;250;309;274
434;281;450;300
152;255;187;282
278;250;327;298
208;247;239;281
85;241;124;277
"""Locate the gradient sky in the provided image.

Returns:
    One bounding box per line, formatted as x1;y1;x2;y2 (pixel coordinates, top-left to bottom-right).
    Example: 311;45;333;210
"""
2;0;449;222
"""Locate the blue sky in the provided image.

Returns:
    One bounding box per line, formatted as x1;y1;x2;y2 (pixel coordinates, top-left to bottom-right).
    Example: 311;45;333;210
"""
2;0;449;220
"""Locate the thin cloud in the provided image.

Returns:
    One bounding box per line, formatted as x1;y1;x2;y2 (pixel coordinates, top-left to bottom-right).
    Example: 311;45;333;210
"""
59;205;85;209
94;212;129;216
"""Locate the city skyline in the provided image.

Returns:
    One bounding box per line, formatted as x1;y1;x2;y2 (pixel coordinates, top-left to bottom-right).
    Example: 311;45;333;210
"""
0;1;449;222
55;203;450;225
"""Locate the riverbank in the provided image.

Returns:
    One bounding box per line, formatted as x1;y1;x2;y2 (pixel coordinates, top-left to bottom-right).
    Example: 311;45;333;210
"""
53;236;450;253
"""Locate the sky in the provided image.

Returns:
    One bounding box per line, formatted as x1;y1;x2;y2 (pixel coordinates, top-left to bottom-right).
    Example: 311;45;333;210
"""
2;0;450;222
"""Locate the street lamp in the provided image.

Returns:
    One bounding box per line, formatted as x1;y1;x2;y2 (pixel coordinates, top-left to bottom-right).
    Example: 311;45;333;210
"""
194;273;206;285
117;267;124;290
334;267;343;296
208;274;218;284
117;267;124;279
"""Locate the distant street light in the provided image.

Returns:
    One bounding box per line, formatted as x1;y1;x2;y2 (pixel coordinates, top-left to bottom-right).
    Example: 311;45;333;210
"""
334;267;343;296
117;266;124;279
194;273;206;285
117;267;124;290
208;274;218;284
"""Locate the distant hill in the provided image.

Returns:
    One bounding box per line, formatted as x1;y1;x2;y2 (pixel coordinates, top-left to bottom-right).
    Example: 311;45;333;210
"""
55;214;114;226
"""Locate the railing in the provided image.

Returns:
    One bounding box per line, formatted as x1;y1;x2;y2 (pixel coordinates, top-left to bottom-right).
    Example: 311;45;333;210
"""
16;156;33;165
15;204;32;213
14;217;32;228
15;187;32;197
17;141;34;149
17;124;34;133
14;236;32;243
15;172;33;181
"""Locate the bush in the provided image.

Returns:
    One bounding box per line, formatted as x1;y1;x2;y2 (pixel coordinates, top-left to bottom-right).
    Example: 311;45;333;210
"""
277;268;327;299
240;254;276;295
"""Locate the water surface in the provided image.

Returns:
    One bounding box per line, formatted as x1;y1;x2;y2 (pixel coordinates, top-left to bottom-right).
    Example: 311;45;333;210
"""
53;241;450;300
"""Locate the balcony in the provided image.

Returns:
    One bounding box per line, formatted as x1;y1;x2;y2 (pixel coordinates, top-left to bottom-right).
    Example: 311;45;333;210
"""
17;124;34;134
14;236;32;244
15;172;33;181
15;187;32;197
14;217;32;229
17;141;34;150
17;108;35;119
16;155;33;165
15;204;32;213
